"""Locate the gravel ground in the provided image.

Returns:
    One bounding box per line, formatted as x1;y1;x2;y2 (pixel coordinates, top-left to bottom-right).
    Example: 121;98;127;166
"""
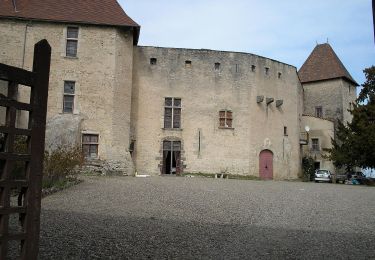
31;176;375;259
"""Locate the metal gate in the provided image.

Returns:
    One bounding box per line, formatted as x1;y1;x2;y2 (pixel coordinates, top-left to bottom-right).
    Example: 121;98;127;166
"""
0;40;51;259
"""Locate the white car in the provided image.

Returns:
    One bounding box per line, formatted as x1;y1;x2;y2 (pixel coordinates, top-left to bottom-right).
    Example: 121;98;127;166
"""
314;169;332;183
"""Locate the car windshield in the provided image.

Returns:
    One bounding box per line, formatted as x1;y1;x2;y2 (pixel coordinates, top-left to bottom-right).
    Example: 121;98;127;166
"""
317;170;329;174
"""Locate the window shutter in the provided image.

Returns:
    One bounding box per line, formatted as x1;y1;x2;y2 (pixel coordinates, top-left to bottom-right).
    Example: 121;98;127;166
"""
173;108;181;128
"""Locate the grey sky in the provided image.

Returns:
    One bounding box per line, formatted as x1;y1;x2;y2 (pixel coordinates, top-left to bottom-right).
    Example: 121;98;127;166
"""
119;0;374;86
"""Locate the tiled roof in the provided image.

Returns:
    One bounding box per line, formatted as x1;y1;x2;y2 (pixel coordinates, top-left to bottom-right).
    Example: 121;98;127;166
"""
0;0;140;44
298;43;358;86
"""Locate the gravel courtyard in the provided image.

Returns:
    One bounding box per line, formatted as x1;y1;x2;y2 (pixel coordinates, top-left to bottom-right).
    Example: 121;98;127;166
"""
38;176;375;259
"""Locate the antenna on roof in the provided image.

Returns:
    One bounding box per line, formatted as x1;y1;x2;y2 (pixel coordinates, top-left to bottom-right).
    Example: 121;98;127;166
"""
12;0;18;12
327;38;329;43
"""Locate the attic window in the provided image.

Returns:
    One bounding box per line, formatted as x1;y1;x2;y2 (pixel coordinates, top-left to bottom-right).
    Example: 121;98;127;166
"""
251;65;256;72
278;72;282;79
265;67;269;75
185;60;192;68
150;58;157;65
215;62;221;70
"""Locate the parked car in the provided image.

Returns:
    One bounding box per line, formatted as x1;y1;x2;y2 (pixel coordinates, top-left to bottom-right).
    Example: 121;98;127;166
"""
314;169;332;183
348;171;367;184
333;173;347;184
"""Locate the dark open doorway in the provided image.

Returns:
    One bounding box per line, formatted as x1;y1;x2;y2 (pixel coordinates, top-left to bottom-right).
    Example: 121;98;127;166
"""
163;140;181;174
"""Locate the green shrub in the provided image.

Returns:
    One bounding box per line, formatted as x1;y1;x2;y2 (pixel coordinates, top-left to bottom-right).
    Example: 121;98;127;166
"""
43;146;84;186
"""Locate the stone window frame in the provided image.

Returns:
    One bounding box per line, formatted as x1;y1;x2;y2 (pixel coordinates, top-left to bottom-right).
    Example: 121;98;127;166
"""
164;97;182;129
63;81;75;113
219;110;233;129
315;106;323;118
66;26;79;57
311;138;320;151
82;132;99;159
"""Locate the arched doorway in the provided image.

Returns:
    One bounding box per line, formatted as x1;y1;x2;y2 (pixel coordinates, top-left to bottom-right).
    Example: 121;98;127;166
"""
259;150;273;180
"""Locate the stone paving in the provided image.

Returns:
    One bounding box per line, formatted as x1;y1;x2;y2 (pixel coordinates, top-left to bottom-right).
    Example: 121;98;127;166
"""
36;176;375;259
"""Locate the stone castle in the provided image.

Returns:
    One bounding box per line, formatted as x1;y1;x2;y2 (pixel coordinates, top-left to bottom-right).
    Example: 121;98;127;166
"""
0;0;358;179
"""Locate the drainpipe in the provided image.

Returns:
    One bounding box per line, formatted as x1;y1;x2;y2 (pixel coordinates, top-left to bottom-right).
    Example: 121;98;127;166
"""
21;21;32;69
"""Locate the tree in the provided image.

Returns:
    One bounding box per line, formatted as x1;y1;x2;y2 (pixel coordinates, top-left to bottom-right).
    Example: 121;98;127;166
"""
326;66;375;170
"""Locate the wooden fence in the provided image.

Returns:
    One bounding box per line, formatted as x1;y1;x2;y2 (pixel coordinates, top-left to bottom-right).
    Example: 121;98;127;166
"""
0;40;51;259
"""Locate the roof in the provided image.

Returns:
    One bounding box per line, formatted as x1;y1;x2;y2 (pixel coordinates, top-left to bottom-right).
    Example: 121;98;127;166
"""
0;0;140;44
298;43;358;86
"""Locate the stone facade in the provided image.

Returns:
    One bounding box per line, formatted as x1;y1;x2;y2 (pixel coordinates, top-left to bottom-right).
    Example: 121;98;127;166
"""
132;47;302;179
0;17;357;179
0;19;135;174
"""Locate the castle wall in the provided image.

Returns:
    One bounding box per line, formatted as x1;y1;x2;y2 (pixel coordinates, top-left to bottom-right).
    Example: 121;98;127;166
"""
0;19;135;174
132;47;302;179
303;79;357;128
301;115;335;173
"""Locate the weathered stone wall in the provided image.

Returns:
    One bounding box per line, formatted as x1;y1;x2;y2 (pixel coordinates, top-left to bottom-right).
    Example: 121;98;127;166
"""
132;47;302;179
301;115;335;173
303;79;357;128
0;19;135;174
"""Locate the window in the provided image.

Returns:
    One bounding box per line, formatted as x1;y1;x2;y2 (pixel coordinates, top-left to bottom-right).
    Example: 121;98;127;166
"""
265;67;269;75
315;106;323;118
150;58;157;65
82;134;99;158
214;62;220;70
185;60;192;68
164;98;181;129
63;81;75;113
278;72;282;79
219;110;233;128
311;138;320;151
235;64;240;73
251;65;256;72
284;126;288;136
66;27;78;57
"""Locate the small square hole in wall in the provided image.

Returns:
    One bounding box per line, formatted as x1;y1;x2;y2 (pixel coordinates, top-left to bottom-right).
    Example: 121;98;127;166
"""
150;58;157;65
278;72;282;79
185;60;192;68
214;62;220;70
265;67;269;75
251;65;256;72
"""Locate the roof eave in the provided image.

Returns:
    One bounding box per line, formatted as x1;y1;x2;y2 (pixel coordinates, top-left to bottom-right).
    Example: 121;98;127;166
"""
300;76;359;86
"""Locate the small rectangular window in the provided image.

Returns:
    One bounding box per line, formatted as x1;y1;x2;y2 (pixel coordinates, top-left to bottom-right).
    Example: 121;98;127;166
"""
63;81;75;113
185;60;192;68
66;27;78;57
214;62;220;70
278;72;282;79
251;65;256;72
219;110;233;128
150;58;157;65
82;134;99;158
315;106;323;118
235;64;240;73
164;97;181;129
311;138;320;151
284;126;288;136
265;67;269;75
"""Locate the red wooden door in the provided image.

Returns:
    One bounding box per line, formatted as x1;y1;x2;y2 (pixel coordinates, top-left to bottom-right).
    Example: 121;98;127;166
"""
259;150;273;180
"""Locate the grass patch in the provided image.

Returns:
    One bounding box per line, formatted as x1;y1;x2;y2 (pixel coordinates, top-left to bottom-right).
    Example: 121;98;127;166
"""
42;176;82;197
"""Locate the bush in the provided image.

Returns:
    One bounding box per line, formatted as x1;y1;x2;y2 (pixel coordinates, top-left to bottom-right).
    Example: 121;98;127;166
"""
43;146;84;187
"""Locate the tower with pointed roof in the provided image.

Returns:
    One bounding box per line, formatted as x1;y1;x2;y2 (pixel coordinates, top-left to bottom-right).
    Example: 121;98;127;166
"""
298;43;358;129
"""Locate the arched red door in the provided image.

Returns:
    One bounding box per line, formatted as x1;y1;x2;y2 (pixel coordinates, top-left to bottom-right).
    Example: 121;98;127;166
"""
259;150;273;180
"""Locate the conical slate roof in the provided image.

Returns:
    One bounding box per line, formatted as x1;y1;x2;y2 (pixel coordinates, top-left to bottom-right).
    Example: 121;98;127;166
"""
298;43;358;86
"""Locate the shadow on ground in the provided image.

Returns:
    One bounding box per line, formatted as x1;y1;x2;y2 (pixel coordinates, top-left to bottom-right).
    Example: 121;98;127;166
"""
37;209;373;259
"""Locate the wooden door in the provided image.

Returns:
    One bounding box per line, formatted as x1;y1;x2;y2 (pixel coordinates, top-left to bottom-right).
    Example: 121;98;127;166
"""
259;150;273;180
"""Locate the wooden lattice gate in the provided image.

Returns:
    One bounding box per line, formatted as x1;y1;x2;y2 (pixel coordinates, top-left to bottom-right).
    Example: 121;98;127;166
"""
0;40;51;259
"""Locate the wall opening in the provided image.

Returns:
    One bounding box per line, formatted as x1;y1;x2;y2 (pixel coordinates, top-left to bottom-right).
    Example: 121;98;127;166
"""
162;140;181;174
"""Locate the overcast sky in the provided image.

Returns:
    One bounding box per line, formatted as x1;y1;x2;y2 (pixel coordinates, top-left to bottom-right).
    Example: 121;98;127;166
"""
119;0;374;87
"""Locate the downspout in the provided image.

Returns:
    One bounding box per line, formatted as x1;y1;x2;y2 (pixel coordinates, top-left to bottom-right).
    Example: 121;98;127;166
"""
21;21;31;69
